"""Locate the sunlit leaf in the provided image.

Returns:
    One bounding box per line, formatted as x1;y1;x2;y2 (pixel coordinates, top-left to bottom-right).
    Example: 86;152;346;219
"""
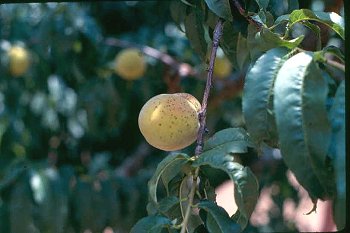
203;128;254;153
275;9;344;39
274;52;335;200
329;81;345;230
243;47;290;147
259;27;304;49
314;45;345;63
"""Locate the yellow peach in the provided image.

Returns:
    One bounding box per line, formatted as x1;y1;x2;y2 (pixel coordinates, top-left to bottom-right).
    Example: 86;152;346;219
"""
138;93;201;151
8;46;30;77
114;48;146;80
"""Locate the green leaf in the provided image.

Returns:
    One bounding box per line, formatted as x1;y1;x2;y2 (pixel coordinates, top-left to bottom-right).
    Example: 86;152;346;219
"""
9;174;39;233
198;200;241;233
247;26;302;61
276;9;344;40
184;8;208;61
247;24;263;61
71;178;94;230
254;0;269;10
0;159;28;192
236;33;249;70
220;21;239;68
158;196;180;214
314;45;345;63
204;0;233;21
274;52;335;200
170;1;187;32
179;175;203;232
130;215;174;233
181;0;197;7
329;81;345;230
148;153;190;205
242;47;290;147
193;152;259;229
259;27;304;49
34;168;69;233
203;128;254;154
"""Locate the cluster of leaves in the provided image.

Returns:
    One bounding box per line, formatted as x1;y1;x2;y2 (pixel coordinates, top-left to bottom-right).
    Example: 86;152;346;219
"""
133;0;345;232
0;2;206;233
0;155;152;233
132;128;259;233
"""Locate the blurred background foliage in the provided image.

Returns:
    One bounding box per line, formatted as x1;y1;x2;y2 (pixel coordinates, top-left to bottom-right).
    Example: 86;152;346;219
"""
0;1;344;233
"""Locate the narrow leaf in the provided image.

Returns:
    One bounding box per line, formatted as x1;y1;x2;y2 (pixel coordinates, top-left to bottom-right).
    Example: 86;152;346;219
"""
274;52;335;200
193;154;259;229
329;81;345;230
254;0;269;10
148;153;190;204
184;9;208;61
10;176;39;233
179;175;203;233
242;47;290;147
130;216;173;233
276;9;344;39
236;33;249;70
314;45;345;63
259;27;304;49
198;200;241;233
203;128;254;153
204;0;233;21
170;1;187;32
220;21;239;68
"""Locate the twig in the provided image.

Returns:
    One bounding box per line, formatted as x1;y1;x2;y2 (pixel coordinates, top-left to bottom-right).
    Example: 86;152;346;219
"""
230;0;263;30
195;19;224;156
180;19;224;233
104;37;197;77
324;59;345;73
296;47;345;74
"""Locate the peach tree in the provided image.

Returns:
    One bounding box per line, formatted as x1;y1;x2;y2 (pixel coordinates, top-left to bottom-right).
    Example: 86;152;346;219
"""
131;0;345;232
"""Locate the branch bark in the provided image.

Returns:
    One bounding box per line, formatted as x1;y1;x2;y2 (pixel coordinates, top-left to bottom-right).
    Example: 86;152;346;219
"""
180;19;224;233
195;19;224;156
230;0;263;30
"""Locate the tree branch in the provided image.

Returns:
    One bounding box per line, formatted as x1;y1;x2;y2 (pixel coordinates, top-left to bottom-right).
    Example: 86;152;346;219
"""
180;19;224;233
104;37;197;77
324;59;345;73
195;19;224;156
230;0;263;30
